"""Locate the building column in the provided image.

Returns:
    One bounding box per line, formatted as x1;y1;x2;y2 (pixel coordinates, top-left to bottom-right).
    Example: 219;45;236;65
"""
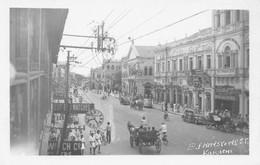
164;90;167;102
175;89;178;104
211;78;215;113
193;91;198;108
169;88;173;104
201;92;206;113
182;89;185;105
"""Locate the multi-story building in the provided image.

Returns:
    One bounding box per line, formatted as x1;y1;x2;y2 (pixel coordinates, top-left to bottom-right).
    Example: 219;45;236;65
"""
90;67;103;90
101;59;122;92
10;8;68;154
154;10;249;119
90;59;122;92
121;43;155;98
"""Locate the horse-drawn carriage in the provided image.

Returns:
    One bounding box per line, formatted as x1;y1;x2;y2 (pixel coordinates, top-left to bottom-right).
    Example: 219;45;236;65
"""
206;113;236;133
130;99;144;110
127;122;161;154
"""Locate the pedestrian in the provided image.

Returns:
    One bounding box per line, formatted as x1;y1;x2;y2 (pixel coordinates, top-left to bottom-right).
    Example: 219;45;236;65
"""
95;130;102;153
164;102;168;112
161;101;165;111
106;122;112;144
89;130;96;155
81;137;85;155
141;117;148;130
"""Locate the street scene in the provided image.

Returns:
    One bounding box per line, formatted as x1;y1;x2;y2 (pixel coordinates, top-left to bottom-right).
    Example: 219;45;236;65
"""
9;2;253;157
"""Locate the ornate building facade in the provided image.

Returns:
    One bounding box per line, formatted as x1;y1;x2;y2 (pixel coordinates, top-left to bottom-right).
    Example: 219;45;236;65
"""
121;43;155;98
154;10;249;119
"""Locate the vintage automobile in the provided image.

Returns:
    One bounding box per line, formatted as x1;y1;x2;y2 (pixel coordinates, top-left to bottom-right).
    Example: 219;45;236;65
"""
181;109;206;125
143;98;153;108
120;97;130;105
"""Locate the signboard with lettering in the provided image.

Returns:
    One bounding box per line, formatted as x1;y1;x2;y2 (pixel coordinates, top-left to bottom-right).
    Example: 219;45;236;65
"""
48;140;58;155
61;141;82;155
52;103;95;113
215;85;240;101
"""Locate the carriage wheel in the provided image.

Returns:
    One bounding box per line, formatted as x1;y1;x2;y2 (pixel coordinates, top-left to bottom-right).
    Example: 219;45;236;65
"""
155;138;162;154
138;140;143;154
130;137;134;148
206;122;212;129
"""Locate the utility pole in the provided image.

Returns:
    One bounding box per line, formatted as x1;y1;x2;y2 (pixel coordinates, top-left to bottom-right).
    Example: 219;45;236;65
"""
58;50;71;155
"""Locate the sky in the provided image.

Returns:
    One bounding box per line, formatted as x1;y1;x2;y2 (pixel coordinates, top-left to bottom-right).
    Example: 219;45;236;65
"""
58;2;214;77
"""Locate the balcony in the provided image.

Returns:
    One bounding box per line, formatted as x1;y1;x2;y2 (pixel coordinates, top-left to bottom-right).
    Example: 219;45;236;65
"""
215;68;237;77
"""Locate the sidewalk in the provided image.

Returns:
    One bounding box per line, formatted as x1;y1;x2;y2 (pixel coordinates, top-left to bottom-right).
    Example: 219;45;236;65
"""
151;103;249;135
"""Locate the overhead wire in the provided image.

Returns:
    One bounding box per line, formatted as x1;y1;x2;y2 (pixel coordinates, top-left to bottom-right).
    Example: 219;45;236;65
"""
117;9;164;41
118;9;209;46
106;9;132;32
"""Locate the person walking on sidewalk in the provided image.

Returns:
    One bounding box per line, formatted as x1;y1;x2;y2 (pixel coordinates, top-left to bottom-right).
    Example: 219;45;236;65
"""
81;137;85;155
95;130;102;153
106;122;112;144
89;131;96;155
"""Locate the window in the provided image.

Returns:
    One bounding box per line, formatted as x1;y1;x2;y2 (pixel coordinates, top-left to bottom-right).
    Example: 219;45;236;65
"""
111;65;115;70
107;65;110;70
207;55;211;69
217;11;221;27
218;54;222;68
179;59;183;71
162;62;165;72
236;10;240;22
173;60;177;71
158;63;161;72
167;61;170;71
149;66;153;75
226;10;231;25
189;57;193;70
144;66;148;75
224;46;231;68
197;56;202;70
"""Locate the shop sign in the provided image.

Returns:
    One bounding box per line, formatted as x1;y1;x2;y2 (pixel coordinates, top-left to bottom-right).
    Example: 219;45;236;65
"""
215;86;241;95
60;141;82;155
53;103;95;113
215;95;236;101
48;140;58;155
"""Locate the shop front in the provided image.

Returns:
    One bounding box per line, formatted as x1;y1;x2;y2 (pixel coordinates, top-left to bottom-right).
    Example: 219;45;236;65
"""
215;85;241;117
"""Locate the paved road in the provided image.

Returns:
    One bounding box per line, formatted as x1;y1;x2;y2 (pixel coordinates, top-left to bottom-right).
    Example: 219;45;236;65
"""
78;90;249;155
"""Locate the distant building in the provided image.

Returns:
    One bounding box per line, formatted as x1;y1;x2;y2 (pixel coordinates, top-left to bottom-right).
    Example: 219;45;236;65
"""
121;43;155;98
101;59;122;92
154;10;249;119
10;8;68;155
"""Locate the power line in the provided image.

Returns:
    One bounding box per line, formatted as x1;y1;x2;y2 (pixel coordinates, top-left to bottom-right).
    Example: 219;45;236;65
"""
104;9;115;21
118;10;209;46
106;9;132;32
105;10;128;30
117;9;164;41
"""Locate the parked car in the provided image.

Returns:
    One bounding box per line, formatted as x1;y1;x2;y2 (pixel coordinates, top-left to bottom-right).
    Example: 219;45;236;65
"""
143;98;153;108
120;97;130;105
181;109;206;125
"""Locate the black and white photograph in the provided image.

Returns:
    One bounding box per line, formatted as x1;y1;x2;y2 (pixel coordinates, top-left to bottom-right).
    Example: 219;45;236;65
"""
2;0;260;164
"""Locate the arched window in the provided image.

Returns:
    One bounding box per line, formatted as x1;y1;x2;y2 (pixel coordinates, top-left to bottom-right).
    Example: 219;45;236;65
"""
107;65;110;70
111;65;115;70
224;46;231;68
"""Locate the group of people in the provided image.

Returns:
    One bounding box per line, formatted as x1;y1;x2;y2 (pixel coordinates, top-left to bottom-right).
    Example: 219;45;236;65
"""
161;101;181;113
88;122;112;155
136;117;167;139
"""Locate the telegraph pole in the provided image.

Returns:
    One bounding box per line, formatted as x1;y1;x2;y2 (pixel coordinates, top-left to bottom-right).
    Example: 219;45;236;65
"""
58;50;71;155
